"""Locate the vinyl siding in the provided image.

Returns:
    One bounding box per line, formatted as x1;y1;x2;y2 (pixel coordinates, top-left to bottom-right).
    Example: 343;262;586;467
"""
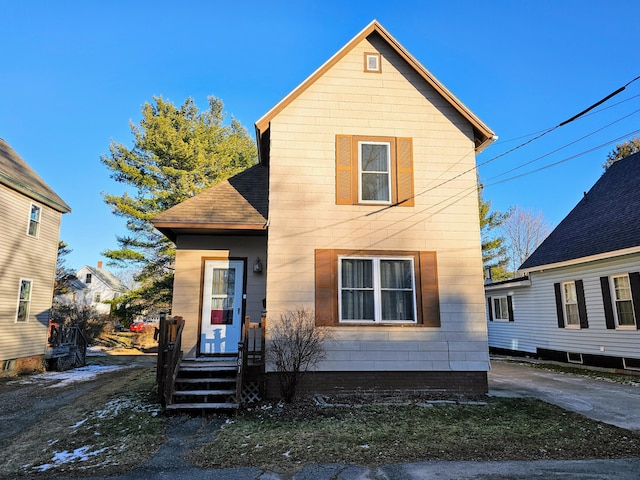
0;184;61;361
487;254;640;359
266;35;489;372
171;235;267;358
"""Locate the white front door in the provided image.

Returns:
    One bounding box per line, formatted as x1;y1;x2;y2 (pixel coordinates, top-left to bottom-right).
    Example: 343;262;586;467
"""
200;259;244;355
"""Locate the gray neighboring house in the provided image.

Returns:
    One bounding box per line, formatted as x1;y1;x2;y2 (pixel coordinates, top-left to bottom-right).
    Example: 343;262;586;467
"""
56;262;127;315
486;152;640;370
0;138;71;377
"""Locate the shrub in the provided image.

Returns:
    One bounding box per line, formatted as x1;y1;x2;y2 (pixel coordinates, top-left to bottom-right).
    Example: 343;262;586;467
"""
267;307;332;402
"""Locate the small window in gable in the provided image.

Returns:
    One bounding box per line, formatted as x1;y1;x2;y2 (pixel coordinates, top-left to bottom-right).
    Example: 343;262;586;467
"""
27;204;41;237
364;52;381;73
86;273;92;284
336;135;414;207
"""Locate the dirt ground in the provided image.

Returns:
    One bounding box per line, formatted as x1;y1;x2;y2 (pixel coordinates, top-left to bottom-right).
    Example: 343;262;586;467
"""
0;352;158;477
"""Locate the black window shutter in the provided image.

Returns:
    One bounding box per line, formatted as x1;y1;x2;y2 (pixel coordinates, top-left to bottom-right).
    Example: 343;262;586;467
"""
507;296;514;322
554;283;565;328
487;297;493;321
575;280;588;328
628;272;640;330
600;276;616;330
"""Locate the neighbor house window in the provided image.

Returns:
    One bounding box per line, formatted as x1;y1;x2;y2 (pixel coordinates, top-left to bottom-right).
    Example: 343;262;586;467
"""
315;249;440;327
16;279;32;322
554;280;588;329
612;274;636;327
94;292;101;303
336;135;414;207
27;204;41;237
85;273;92;284
562;282;580;327
493;296;509;320
339;256;416;323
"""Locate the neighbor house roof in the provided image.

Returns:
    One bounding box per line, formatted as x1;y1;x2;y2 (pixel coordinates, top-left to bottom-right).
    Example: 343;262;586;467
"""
255;20;496;165
520;152;640;272
81;265;127;292
0;138;71;213
151;164;268;241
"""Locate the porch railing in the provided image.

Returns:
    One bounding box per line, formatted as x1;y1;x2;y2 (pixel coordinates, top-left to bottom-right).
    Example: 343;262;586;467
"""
156;314;185;407
236;315;266;405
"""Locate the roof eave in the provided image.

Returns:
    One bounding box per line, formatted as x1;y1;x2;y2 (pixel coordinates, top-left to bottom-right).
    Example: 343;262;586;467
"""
0;174;72;213
520;246;640;274
153;221;268;242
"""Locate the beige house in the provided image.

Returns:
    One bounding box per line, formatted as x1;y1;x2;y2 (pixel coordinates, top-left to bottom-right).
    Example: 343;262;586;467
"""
0;138;71;376
153;21;496;397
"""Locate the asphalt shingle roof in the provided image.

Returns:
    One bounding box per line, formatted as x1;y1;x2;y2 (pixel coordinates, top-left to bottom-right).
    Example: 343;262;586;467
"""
152;164;268;238
0;138;71;213
520;152;640;270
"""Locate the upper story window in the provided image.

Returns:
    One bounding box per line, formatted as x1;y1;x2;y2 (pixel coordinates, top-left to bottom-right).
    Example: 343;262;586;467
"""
364;52;381;73
85;273;92;284
336;135;414;207
27;204;41;237
611;274;636;327
359;141;391;204
339;256;416;323
562;282;580;327
16;279;32;322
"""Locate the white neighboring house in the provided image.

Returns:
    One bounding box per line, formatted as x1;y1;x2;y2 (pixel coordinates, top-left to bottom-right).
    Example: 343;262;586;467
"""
486;152;640;371
58;262;127;315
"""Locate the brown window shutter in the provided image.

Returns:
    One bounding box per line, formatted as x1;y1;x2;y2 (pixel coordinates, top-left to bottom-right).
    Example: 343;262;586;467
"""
315;249;337;326
554;283;565;328
419;251;440;327
396;137;414;207
335;135;354;205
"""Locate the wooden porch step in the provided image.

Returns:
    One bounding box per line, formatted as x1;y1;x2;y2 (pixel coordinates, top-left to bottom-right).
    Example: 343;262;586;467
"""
179;364;236;372
166;402;238;411
173;389;235;396
175;377;235;384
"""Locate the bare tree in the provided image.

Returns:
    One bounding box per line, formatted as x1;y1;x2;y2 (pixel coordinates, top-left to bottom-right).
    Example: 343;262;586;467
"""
267;307;332;402
502;206;551;274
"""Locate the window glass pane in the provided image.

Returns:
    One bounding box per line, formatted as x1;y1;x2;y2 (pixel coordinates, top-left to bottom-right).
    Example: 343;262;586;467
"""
341;290;375;321
341;259;373;288
614;276;631;300
20;280;31;300
565;304;579;325
361;144;388;171
381;290;414;321
617;301;635;326
563;283;577;303
380;260;412;289
361;173;390;201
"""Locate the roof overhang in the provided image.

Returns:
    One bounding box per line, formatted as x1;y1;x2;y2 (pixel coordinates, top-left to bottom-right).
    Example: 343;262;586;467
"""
153;221;268;243
485;277;532;292
519;246;640;274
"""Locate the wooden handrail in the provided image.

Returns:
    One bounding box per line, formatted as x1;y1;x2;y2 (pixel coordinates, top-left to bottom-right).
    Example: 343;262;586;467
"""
156;314;185;407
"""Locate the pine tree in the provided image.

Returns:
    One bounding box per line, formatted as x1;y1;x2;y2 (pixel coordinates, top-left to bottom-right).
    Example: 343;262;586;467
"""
101;96;257;314
478;184;510;281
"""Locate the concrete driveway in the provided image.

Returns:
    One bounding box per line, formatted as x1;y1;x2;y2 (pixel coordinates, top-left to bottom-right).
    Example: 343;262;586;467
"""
488;357;640;431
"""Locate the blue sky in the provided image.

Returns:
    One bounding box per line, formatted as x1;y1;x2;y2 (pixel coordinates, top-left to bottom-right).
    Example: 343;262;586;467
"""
2;1;640;272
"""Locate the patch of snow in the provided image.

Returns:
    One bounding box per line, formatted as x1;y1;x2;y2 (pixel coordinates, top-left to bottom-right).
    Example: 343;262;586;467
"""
70;418;88;429
33;446;109;471
23;365;135;389
283;450;291;457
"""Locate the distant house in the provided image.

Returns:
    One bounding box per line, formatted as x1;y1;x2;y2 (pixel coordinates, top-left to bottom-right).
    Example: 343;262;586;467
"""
486;152;640;370
0;138;71;377
56;262;127;315
153;21;496;398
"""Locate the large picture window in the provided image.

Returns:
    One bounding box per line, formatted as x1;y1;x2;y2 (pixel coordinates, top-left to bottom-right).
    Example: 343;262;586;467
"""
315;249;439;327
340;256;416;323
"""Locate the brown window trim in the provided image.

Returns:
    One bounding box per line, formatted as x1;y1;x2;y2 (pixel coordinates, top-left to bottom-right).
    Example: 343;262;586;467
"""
364;52;381;73
315;249;439;327
336;135;414;207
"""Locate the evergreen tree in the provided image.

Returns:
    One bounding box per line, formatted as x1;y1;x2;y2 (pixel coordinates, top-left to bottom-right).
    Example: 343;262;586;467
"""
478;184;510;281
54;241;77;296
603;136;640;170
101;96;257;314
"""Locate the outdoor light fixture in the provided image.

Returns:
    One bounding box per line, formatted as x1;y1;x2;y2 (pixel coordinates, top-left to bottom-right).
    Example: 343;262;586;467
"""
253;257;263;273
